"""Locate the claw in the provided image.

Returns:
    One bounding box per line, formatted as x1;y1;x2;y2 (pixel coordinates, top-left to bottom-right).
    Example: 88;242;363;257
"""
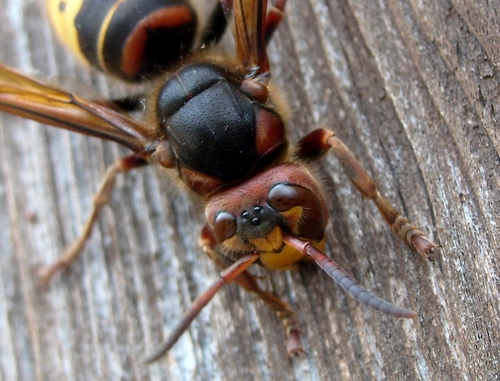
286;328;305;356
410;234;438;261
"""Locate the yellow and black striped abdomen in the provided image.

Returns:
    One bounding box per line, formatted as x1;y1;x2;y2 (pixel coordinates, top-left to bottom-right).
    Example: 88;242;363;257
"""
48;0;198;81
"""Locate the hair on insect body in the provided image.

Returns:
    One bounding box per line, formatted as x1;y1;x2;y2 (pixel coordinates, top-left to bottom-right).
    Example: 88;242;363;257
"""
0;0;437;363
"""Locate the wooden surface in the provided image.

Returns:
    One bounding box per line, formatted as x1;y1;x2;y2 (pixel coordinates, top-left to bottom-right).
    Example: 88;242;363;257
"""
1;0;499;380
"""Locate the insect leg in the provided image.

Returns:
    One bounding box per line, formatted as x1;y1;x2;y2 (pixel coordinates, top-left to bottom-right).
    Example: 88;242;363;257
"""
142;251;260;363
38;155;149;283
265;0;288;43
296;128;437;260
200;225;305;355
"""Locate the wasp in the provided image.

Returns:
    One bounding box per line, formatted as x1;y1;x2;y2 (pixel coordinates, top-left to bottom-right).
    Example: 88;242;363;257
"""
0;0;436;363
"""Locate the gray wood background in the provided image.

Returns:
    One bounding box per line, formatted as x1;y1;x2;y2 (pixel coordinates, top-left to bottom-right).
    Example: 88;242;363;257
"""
0;0;499;380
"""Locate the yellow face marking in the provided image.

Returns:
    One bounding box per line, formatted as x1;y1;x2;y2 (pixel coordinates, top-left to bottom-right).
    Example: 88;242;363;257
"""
259;243;306;270
249;226;284;253
281;206;303;232
257;227;326;271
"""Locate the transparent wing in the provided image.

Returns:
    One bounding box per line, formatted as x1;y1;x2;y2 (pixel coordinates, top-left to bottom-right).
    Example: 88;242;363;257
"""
0;64;153;153
229;0;270;76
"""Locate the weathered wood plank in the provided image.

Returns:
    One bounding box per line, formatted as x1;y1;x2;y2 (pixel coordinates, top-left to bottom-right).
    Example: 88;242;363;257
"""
0;0;498;380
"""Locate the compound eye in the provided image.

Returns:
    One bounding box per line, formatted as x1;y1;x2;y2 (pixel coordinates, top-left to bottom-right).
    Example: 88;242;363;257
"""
268;183;315;212
268;183;326;241
213;212;237;243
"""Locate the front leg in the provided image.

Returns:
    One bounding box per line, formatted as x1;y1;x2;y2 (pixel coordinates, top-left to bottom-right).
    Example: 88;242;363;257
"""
296;128;437;259
200;225;305;355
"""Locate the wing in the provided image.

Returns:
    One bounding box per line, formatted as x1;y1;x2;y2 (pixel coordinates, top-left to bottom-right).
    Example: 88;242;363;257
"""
229;0;270;76
0;64;154;153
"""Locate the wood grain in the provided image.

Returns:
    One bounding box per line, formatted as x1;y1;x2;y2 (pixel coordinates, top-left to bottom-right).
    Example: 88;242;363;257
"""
0;0;499;380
